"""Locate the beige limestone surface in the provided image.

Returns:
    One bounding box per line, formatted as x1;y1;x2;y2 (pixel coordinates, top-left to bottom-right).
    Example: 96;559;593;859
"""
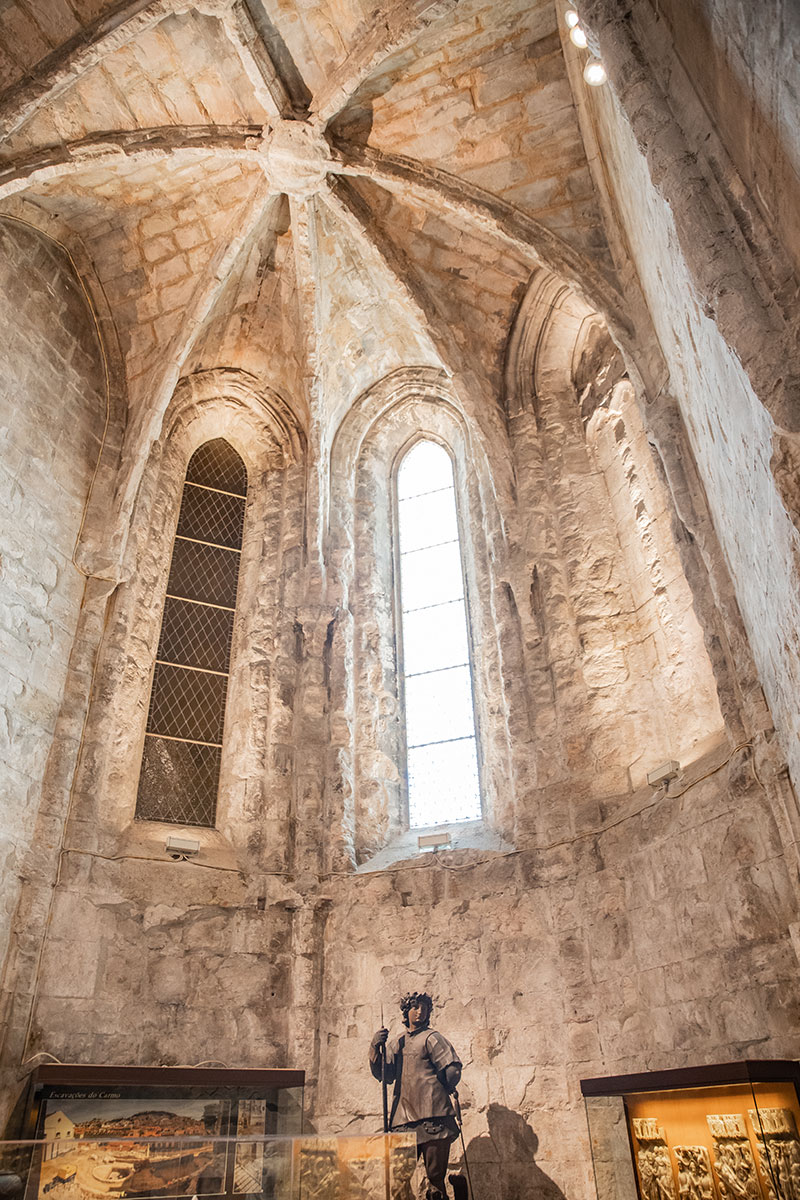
1;4;800;1200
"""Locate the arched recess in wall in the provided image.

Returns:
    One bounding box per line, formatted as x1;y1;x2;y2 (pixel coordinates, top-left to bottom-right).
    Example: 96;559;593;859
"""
505;275;725;791
328;367;524;866
0;211;126;982
67;369;306;864
0;208;127;577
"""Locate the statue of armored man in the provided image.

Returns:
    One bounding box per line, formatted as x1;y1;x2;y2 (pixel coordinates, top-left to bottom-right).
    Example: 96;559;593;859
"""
369;992;466;1200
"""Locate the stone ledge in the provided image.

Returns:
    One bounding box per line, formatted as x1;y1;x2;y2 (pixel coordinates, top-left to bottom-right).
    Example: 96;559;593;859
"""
115;817;242;873
355;818;514;873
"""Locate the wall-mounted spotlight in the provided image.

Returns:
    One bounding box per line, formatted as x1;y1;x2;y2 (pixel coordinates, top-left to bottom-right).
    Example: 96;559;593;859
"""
583;59;608;86
165;834;200;861
646;760;681;788
418;831;452;853
564;7;608;85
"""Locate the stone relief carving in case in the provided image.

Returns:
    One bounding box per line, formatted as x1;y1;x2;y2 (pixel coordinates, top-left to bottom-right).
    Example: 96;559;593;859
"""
674;1145;718;1200
627;1110;795;1200
633;1118;678;1200
707;1115;762;1200
748;1108;800;1200
581;1062;800;1200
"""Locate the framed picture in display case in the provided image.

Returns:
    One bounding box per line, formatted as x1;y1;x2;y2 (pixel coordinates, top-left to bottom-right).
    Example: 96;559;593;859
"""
19;1064;304;1200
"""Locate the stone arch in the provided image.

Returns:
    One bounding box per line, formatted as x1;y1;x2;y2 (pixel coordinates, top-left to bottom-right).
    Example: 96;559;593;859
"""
66;369;307;870
167;367;306;469
326;367;523;865
505;276;725;795
0;204;128;581
503;267;573;419
329;366;515;575
0;205;124;988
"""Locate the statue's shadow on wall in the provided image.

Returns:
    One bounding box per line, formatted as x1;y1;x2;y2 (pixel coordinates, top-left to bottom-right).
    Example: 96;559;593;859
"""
456;1104;567;1200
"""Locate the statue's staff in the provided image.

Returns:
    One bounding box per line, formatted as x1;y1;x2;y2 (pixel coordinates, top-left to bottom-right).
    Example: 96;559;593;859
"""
451;1089;474;1200
379;1002;389;1134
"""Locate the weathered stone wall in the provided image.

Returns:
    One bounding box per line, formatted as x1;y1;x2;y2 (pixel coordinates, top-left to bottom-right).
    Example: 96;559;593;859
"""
8;742;799;1198
1;10;799;1200
0;375;308;1083
0;217;104;970
654;0;800;282
575;34;800;819
1;347;797;1200
316;743;800;1199
5;338;795;1200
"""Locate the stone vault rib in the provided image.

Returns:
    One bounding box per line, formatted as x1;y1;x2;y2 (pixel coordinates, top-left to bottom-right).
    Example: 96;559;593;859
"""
0;126;259;202
333;140;634;346
111;183;279;562
0;0;184;141
201;0;293;118
310;0;460;125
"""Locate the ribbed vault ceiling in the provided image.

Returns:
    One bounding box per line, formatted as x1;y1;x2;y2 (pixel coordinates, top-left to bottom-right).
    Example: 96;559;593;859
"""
0;0;618;453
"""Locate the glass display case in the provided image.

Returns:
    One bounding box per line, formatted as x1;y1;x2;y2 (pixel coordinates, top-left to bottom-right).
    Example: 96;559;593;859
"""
0;1065;419;1200
10;1064;305;1200
581;1060;800;1200
0;1133;416;1200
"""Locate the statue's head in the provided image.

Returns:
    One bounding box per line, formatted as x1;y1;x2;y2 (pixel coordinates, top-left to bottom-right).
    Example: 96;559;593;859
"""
399;991;433;1028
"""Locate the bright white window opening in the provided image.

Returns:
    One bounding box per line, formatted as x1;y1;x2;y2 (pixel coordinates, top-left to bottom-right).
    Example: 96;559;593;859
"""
397;440;482;827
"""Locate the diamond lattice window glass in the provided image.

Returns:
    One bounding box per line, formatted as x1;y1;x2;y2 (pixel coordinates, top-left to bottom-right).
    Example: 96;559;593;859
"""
397;440;481;827
135;439;247;827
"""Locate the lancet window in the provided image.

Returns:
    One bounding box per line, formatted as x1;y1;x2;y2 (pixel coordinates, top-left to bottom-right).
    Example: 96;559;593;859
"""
135;438;247;827
396;439;482;827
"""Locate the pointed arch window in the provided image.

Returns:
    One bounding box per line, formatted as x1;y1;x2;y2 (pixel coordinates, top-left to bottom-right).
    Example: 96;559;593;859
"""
136;439;247;828
396;440;481;827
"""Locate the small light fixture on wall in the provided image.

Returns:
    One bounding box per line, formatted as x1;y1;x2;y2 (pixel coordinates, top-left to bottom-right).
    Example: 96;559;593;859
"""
646;760;681;788
564;7;608;85
583;59;608;86
165;834;200;861
418;831;452;853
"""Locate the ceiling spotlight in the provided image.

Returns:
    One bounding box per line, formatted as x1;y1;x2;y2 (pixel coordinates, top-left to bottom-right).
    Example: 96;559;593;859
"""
583;59;607;85
570;24;589;48
565;8;580;27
